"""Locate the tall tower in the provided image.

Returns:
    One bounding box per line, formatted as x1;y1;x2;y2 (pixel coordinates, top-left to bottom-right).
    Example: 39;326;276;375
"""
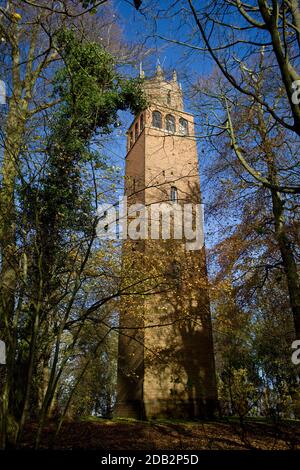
116;66;218;419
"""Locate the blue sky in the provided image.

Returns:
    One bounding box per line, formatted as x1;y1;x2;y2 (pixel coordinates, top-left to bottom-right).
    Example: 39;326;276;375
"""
114;0;213;93
107;0;214;169
104;1;219;245
101;1;246;261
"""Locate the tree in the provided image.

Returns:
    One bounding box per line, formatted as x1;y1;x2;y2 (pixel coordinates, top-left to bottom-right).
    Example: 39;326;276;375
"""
189;54;300;338
0;1;146;448
200;80;300;416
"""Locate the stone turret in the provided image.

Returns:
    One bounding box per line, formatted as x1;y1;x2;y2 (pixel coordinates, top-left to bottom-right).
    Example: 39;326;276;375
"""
142;64;184;111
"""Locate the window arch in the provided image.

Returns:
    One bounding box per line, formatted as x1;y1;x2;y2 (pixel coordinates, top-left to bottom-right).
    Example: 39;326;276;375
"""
135;122;139;140
166;114;176;133
165;259;181;288
152;110;162;128
170;186;178;202
179;117;188;135
167;90;171;106
140;113;144;131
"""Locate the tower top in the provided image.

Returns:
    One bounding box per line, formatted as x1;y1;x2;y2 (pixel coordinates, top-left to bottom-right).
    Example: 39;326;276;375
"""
143;66;183;111
156;63;164;80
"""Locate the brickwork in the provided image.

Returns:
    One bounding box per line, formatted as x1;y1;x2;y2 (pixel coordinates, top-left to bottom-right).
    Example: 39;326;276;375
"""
116;67;218;419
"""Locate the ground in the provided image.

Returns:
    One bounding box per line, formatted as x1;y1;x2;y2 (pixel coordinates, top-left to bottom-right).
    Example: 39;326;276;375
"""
21;417;300;450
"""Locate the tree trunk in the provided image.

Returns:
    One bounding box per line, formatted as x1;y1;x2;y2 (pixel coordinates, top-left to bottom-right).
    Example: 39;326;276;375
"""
256;106;300;338
0;102;25;448
0;32;27;446
270;188;300;337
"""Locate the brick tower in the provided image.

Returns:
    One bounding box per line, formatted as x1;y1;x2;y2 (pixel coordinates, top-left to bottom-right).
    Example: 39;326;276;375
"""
115;65;218;419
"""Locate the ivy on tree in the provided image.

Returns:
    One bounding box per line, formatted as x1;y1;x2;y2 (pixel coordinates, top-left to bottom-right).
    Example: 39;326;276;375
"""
26;26;147;290
40;26;147;226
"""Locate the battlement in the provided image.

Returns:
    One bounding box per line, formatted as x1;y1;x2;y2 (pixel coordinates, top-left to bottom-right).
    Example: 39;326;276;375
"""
142;65;184;111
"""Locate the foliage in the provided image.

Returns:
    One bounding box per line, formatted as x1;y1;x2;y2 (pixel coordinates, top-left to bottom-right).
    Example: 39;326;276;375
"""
0;1;146;448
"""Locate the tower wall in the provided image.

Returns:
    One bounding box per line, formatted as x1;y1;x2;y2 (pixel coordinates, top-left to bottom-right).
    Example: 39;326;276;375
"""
116;69;218;419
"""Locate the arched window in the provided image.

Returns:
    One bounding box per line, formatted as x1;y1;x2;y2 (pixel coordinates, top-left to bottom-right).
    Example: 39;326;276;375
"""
140;113;144;131
135;122;139;140
166;114;176;133
152;110;162;128
129;131;133;148
167;90;171;106
179;117;188;135
165;260;181;288
170;186;178;202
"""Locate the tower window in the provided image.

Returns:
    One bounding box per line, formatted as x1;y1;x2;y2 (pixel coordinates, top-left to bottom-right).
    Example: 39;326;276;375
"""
170;186;178;202
167;90;171;106
129;131;133;148
169;260;181;287
140;113;144;131
135;122;139;140
152;110;162;129
179;117;188;135
166;114;176;133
